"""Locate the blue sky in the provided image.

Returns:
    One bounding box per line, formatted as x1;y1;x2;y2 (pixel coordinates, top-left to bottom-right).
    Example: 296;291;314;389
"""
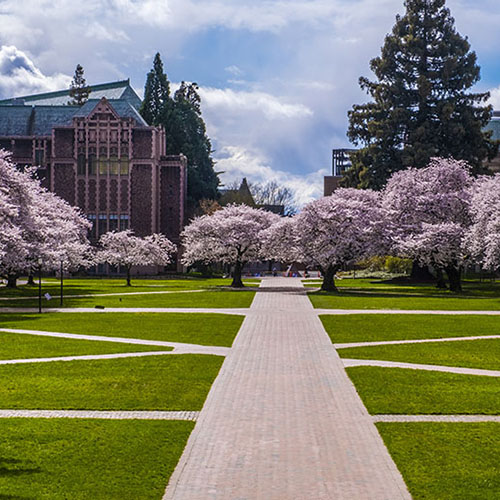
0;0;499;205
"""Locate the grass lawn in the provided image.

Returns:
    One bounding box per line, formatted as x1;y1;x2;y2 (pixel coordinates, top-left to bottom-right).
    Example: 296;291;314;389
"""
0;330;171;360
346;366;500;414
377;423;500;500
0;418;194;499
0;312;243;347
308;279;500;310
0;277;260;298
1;289;256;309
320;314;500;343
0;354;223;410
338;338;500;371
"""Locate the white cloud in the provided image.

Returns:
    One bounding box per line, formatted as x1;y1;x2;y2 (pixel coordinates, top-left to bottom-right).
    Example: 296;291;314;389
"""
225;65;243;77
0;45;71;98
216;145;327;207
199;87;313;120
488;85;500;109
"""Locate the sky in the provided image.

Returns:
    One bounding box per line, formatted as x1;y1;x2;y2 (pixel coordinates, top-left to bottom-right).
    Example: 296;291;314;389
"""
1;0;500;206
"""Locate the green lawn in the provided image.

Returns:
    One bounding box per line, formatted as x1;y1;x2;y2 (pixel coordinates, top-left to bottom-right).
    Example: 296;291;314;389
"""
0;418;194;499
0;354;223;410
346;366;500;414
0;312;243;347
377;423;500;500
338;338;500;371
0;330;170;360
309;279;500;310
0;277;260;298
1;289;256;309
321;314;500;343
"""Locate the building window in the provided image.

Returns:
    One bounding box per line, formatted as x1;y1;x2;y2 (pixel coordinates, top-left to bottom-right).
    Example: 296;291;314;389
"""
77;155;86;175
99;159;108;176
109;157;119;175
98;214;107;236
120;158;129;175
88;214;97;239
34;149;44;166
119;214;129;231
109;214;118;232
88;155;97;175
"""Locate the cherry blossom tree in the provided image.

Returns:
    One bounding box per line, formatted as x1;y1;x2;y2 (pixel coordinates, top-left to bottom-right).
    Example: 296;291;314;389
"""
294;188;387;292
97;230;176;286
383;158;473;292
0;151;91;287
260;217;300;264
181;204;279;287
466;174;500;272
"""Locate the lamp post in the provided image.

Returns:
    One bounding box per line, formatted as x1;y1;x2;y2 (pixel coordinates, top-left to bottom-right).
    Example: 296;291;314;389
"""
60;260;64;307
37;257;43;314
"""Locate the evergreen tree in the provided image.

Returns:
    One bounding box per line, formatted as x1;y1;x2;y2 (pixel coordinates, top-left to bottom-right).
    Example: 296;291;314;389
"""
68;64;91;105
139;52;170;126
346;0;496;189
140;53;219;212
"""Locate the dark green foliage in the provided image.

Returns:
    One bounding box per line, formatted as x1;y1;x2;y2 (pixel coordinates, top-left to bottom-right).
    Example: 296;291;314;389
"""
139;52;170;126
68;64;90;105
346;0;496;189
140;53;219;210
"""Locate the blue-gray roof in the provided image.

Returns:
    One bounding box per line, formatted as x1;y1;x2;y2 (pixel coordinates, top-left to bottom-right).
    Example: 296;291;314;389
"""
0;99;148;137
0;79;142;110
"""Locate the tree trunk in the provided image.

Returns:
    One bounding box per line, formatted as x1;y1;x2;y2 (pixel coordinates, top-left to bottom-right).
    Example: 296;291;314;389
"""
410;261;435;281
446;266;462;293
321;266;338;292
6;275;17;288
231;260;244;288
27;273;36;286
435;268;447;289
126;267;132;287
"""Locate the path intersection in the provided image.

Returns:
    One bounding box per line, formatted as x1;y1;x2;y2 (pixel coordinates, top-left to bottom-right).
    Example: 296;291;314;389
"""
1;277;499;498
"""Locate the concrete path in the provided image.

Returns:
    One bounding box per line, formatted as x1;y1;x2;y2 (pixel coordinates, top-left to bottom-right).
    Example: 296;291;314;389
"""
0;307;249;315
342;358;500;377
373;415;500;423
0;410;199;420
0;328;230;356
164;278;410;500
335;334;500;349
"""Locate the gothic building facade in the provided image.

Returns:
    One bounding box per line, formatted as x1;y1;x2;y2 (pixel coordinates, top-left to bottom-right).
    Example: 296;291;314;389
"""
0;80;187;270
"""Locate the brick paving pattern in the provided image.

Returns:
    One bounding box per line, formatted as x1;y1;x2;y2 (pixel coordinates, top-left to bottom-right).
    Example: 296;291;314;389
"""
163;278;410;500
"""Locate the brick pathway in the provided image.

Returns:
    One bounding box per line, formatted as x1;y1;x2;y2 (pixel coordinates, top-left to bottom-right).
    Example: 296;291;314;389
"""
163;278;410;500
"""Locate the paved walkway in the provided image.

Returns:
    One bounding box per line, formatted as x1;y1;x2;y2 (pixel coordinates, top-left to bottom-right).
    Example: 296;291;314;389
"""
0;410;199;420
163;278;410;500
335;334;500;349
342;358;500;377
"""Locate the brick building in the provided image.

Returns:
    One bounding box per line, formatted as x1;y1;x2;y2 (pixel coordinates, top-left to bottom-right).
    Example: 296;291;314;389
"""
0;80;187;271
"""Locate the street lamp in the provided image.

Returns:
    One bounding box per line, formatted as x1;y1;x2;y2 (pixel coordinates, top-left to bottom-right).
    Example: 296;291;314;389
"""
60;260;64;307
37;258;42;314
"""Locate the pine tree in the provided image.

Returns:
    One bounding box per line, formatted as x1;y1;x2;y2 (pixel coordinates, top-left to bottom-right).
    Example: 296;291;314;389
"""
68;64;91;105
139;52;170;126
140;54;219;212
346;0;497;189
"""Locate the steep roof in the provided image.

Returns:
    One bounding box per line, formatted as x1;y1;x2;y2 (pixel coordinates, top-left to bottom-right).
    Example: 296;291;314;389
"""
0;79;142;110
0;99;148;137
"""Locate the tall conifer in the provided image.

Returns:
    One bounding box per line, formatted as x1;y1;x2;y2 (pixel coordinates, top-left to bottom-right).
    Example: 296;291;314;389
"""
346;0;496;189
139;53;170;126
68;64;90;105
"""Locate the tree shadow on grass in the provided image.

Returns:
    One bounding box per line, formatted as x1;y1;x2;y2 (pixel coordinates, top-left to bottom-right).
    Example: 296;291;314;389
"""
0;457;41;477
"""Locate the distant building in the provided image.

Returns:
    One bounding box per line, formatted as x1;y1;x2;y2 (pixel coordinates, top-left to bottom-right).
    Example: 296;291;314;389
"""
483;111;500;173
324;148;357;196
0;80;187;271
219;178;285;215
